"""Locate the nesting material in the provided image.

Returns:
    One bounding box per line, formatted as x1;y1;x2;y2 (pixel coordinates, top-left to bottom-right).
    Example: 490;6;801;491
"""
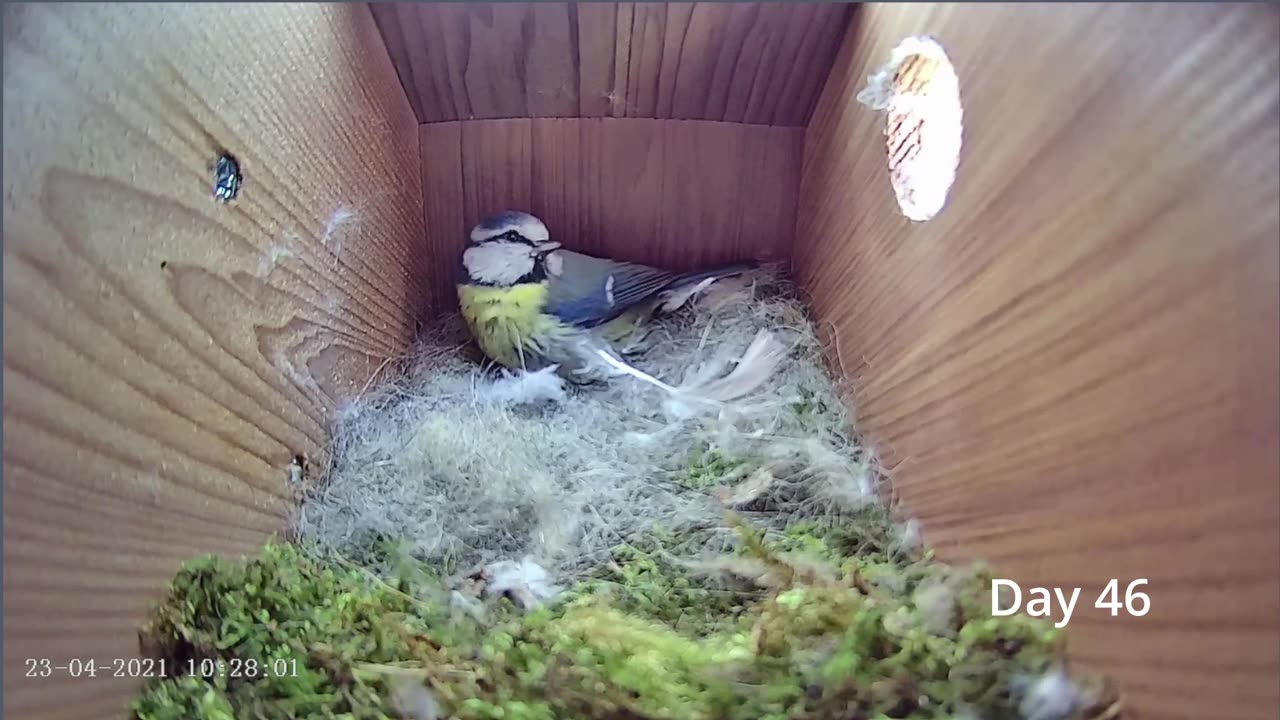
293;270;877;585
131;269;1123;720
857;35;964;222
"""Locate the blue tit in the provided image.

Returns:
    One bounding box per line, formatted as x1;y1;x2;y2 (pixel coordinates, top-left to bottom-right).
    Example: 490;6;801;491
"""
457;210;753;383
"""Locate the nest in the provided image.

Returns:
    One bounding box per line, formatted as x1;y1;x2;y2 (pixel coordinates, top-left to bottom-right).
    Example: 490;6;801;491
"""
292;270;884;584
129;269;1124;720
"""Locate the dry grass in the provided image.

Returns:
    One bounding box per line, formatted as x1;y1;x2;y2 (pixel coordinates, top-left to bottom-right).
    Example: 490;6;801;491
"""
292;270;889;583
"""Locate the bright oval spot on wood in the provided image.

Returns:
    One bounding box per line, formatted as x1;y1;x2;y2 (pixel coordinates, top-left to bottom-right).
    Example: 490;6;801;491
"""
856;36;963;223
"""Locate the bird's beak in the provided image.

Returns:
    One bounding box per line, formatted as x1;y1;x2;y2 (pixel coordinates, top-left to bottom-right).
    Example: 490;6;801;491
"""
534;241;561;256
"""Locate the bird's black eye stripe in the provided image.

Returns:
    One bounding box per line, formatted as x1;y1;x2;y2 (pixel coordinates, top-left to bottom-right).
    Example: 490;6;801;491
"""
479;230;537;246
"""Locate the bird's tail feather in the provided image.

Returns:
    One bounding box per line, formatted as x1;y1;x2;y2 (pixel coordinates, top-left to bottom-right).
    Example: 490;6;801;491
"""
655;261;757;314
666;262;757;291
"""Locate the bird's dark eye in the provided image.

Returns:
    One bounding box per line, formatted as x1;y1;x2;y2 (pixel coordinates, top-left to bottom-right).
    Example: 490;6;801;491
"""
477;229;534;246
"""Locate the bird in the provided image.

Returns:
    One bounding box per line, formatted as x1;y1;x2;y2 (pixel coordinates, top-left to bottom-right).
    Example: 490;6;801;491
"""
457;210;754;384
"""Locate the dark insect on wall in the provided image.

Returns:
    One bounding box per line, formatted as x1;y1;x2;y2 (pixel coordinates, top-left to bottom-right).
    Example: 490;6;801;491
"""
213;152;242;203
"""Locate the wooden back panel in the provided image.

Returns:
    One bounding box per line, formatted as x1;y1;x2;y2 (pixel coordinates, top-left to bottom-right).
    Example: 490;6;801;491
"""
419;118;802;312
372;2;851;126
2;5;424;718
795;4;1280;718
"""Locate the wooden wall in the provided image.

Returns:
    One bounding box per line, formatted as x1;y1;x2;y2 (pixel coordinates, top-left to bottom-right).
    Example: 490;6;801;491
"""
2;4;425;718
372;2;851;126
6;3;1277;720
794;4;1280;719
419;118;803;311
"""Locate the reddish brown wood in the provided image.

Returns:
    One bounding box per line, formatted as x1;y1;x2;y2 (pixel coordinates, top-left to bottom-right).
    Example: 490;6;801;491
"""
371;2;851;126
419;117;802;312
795;4;1280;719
2;5;425;717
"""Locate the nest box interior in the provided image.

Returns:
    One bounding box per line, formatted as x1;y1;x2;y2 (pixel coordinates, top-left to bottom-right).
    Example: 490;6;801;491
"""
3;3;1277;719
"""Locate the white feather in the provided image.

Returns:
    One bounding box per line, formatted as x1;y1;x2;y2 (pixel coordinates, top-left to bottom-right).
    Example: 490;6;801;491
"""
1014;668;1084;720
658;276;718;313
476;366;567;406
482;557;561;610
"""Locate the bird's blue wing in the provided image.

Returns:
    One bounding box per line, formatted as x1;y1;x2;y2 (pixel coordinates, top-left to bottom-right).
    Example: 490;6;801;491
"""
542;250;676;328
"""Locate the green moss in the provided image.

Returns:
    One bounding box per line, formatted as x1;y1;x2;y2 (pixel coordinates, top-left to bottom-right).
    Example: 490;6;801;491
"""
132;542;457;720
133;675;235;720
682;446;747;490
132;512;1113;720
567;544;756;638
789;386;831;419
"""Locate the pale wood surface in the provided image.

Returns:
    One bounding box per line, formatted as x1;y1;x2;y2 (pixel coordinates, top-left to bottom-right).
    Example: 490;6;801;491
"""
420;117;802;312
372;2;851;126
794;4;1280;719
2;4;425;718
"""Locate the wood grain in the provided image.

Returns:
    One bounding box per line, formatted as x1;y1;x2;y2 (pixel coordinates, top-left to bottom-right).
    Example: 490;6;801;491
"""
794;4;1280;719
371;2;851;126
419;117;802;312
2;4;425;718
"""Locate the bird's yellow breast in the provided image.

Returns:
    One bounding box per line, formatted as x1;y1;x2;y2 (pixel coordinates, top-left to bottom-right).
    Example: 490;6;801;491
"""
457;282;554;369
